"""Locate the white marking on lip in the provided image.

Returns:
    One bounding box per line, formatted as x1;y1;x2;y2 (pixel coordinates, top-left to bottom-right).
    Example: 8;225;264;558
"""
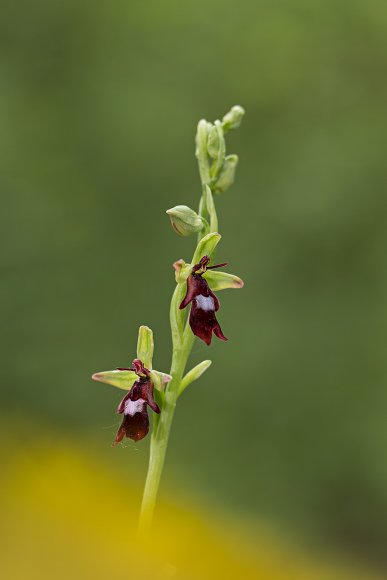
195;295;215;311
124;398;145;416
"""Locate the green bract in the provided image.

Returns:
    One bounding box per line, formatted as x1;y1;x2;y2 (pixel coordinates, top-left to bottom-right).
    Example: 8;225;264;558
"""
179;360;212;396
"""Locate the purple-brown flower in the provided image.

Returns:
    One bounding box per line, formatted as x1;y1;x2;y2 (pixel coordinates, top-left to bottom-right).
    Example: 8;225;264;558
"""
113;359;160;444
179;255;228;346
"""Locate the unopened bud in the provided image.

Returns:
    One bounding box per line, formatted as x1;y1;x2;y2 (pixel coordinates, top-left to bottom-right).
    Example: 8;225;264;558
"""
166;205;204;236
222;105;245;133
207;125;220;159
213;154;239;193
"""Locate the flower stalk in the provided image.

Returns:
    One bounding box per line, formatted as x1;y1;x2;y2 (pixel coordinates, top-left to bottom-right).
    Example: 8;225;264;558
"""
92;106;245;539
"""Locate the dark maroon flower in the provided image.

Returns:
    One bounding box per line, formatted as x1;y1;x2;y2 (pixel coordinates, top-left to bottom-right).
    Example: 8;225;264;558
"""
113;359;160;445
179;255;228;346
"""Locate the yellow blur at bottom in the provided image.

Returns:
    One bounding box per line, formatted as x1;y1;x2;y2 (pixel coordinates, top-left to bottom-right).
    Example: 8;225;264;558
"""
0;437;378;580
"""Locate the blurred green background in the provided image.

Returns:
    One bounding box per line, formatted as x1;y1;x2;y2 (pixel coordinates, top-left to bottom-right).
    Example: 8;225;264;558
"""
2;0;387;575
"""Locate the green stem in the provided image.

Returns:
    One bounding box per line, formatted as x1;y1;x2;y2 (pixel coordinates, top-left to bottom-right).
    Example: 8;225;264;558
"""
138;119;211;537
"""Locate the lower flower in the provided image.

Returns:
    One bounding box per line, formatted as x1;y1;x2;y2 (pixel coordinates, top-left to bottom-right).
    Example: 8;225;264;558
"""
113;359;160;444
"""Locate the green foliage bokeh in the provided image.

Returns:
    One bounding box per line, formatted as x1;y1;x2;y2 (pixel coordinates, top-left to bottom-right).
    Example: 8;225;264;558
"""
2;0;387;569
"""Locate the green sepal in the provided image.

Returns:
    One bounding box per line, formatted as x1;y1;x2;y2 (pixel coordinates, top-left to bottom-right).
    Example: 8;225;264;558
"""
203;270;244;291
91;369;138;391
179;360;212;396
192;232;221;265
137;325;154;369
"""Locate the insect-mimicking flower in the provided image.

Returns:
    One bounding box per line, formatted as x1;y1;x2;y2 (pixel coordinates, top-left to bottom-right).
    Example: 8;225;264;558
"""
180;255;228;346
114;359;160;444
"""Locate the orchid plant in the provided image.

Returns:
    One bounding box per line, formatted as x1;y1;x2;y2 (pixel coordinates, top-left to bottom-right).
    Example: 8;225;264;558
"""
92;106;245;535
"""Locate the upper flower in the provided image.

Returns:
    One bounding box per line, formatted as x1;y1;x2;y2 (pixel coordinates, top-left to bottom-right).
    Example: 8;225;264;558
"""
179;256;229;346
113;359;160;444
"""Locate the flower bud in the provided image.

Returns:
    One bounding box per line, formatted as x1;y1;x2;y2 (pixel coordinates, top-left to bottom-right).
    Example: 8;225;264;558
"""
207;125;220;159
221;105;245;133
213;154;238;193
166;205;204;236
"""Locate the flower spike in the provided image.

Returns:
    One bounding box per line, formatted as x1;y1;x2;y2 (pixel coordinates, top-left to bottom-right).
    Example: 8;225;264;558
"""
91;106;245;532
